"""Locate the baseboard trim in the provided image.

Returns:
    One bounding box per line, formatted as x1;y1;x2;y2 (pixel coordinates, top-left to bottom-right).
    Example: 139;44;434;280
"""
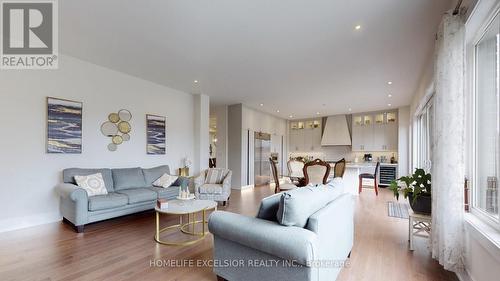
456;269;473;281
232;184;254;190
0;211;61;233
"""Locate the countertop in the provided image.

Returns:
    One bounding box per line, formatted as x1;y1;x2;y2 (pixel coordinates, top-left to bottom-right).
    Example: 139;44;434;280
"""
344;162;398;168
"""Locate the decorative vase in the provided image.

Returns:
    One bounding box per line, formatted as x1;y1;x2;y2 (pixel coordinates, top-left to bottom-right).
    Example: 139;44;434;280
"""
408;192;432;214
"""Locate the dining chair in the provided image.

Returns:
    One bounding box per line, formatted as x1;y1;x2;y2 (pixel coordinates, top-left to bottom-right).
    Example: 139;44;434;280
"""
303;159;331;185
358;162;380;195
270;158;297;193
287;159;305;182
333;158;346;178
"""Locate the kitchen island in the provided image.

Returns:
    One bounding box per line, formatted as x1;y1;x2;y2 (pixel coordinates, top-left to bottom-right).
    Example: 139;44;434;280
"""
332;162;398;195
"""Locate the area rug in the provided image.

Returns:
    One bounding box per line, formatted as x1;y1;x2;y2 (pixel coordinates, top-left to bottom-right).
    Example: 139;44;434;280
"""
387;201;409;219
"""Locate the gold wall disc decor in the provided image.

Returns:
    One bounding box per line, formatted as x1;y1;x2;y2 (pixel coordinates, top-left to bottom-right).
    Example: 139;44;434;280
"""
101;109;132;151
118;121;131;133
108;113;120;123
112;135;123;145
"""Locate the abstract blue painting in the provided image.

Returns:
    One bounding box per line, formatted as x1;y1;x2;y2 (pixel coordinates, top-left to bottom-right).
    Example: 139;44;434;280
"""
146;114;166;155
47;97;82;154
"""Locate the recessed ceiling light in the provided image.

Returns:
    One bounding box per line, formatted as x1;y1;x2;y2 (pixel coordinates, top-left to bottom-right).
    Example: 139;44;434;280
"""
388;103;392;107
259;103;264;107
388;94;392;98
355;25;361;30
348;108;352;112
387;81;393;85
289;115;294;118
316;112;320;115
194;80;198;83
276;110;280;113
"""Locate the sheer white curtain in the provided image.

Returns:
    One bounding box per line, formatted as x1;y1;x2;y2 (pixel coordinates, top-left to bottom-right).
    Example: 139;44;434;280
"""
431;12;465;272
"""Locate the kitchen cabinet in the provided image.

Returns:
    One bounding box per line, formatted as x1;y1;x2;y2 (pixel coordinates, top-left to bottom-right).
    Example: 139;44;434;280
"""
289;119;322;152
352;114;374;151
352;111;398;152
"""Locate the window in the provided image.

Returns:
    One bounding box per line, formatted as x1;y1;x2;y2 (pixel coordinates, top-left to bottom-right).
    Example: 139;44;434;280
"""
414;99;434;172
472;11;500;220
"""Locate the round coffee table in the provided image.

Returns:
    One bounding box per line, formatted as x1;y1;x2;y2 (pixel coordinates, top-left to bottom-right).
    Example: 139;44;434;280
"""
154;199;217;246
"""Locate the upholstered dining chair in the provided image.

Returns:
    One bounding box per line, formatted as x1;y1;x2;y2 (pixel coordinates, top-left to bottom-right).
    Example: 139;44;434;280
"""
358;162;380;196
270;158;297;193
303;159;331;185
333;158;346;178
287;159;305;182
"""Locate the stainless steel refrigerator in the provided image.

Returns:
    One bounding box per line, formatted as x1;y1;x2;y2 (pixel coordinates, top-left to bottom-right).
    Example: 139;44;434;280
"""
254;132;271;186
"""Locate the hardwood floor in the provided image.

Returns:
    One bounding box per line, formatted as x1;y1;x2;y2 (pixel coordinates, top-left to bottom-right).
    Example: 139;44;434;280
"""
0;186;457;281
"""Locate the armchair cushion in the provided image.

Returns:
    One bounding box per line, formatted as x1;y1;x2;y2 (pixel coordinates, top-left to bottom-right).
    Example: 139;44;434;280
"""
209;211;317;266
276;185;344;227
88;193;128;211
198;184;223;194
205;168;227;184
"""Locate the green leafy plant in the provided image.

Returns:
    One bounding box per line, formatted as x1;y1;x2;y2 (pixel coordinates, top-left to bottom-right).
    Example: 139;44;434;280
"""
389;168;431;203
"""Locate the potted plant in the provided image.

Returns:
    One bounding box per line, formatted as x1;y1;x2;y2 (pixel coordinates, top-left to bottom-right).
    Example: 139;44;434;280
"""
389;168;432;214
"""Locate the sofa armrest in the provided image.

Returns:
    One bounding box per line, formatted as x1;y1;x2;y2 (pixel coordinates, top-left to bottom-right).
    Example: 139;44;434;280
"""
194;171;206;190
56;183;88;202
208;211;317;265
306;193;354;260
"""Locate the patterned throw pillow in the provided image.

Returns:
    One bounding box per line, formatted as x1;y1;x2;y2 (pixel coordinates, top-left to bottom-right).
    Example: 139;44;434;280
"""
74;173;108;196
205;168;226;184
153;173;179;188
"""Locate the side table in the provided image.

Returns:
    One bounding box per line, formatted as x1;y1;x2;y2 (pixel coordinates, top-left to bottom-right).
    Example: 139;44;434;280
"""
408;209;431;251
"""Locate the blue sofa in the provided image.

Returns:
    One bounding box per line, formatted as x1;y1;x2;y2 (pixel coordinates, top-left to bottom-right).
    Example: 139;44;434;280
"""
208;184;354;281
56;165;187;232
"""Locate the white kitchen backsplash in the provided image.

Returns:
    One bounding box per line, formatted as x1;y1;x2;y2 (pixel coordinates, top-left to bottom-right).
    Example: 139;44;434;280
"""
289;147;398;163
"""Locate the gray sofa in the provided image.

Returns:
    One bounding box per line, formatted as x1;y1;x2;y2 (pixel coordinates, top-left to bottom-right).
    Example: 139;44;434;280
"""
208;184;354;281
56;165;187;232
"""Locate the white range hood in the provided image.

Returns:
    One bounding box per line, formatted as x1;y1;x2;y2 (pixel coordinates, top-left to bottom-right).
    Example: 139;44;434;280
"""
321;115;352;146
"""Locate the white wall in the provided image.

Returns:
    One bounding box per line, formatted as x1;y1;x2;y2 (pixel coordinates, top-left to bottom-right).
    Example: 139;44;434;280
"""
212;105;228;169
0;55;196;232
398;106;410;177
193;94;210;173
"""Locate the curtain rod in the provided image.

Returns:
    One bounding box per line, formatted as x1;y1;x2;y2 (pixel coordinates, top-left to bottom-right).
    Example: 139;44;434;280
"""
453;0;463;15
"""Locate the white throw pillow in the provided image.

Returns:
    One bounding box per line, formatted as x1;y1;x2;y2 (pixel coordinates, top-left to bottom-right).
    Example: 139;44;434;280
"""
74;173;108;196
153;173;178;188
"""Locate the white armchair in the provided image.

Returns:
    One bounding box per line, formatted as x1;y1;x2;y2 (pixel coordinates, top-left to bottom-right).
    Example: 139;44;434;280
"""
194;168;232;206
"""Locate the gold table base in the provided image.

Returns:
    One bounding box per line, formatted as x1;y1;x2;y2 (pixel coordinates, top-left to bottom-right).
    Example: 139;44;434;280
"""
155;209;210;246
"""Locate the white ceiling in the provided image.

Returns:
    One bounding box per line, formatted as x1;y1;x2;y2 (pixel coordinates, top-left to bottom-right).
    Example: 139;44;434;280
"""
60;0;453;119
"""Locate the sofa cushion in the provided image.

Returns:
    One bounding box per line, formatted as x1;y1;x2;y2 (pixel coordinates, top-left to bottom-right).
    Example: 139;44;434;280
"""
74;173;108;196
152;173;178;188
142;165;170;187
63;168;114;192
148;186;179;199
276;185;344;227
199;184;223;194
88;193;128;211
116;188;157;204
256;193;282;221
112;167;146;190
